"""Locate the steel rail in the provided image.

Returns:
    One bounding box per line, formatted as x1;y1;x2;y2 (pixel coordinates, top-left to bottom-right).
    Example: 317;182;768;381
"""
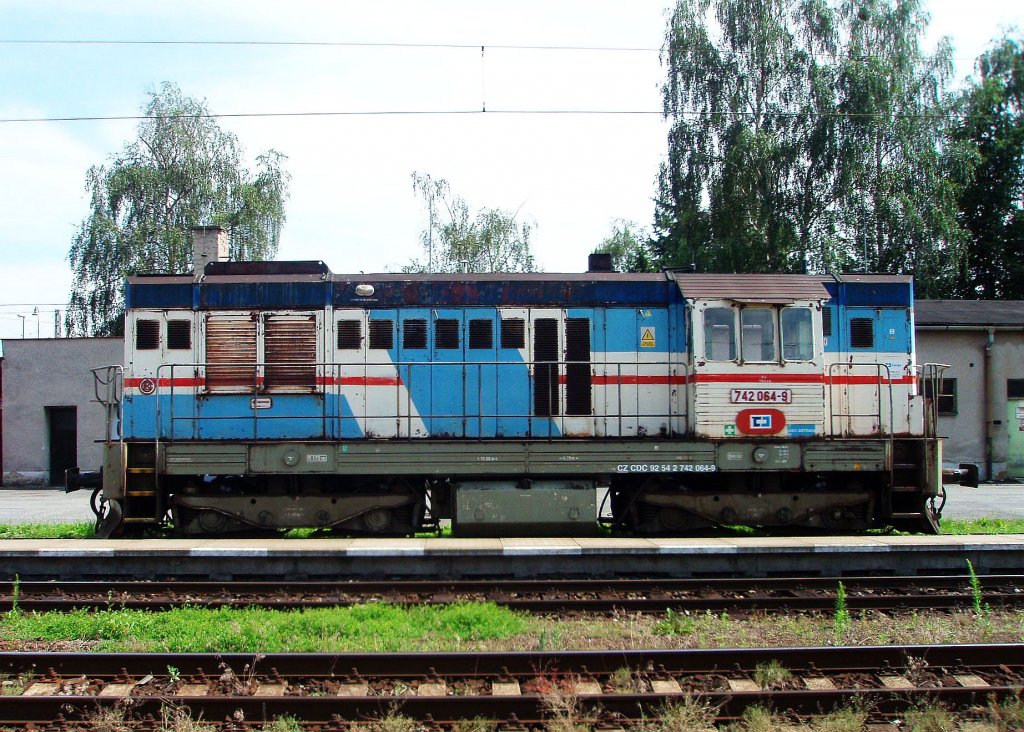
0;645;1021;727
2;575;1021;614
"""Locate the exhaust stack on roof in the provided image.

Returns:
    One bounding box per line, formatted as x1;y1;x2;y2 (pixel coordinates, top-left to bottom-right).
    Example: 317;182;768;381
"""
588;253;613;273
192;226;228;277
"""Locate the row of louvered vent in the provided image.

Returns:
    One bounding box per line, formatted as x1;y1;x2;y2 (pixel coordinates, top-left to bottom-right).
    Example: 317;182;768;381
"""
336;318;526;351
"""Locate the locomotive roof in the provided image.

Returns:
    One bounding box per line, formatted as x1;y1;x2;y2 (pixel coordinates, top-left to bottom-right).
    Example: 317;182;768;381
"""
125;265;914;310
673;273;831;302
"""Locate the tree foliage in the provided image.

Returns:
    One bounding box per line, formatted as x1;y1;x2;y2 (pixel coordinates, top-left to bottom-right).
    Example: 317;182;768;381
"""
67;82;290;336
655;0;963;294
949;35;1024;298
406;172;537;273
594;220;658;272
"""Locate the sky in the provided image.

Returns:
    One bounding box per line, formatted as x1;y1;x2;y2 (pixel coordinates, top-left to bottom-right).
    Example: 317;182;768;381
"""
0;0;1021;341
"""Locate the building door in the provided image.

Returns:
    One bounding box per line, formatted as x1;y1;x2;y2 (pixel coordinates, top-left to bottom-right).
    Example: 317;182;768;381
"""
1007;379;1024;479
47;406;77;487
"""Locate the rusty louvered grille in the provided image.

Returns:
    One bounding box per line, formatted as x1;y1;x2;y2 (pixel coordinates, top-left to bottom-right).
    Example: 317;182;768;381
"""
206;316;257;391
822;306;832;338
565;317;591;416
265;315;317;391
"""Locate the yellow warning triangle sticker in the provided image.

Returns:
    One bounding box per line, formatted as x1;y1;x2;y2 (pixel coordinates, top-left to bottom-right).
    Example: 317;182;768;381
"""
640;328;655;348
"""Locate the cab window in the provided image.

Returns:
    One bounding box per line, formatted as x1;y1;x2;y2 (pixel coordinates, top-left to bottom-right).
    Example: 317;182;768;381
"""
740;308;775;362
703;307;736;360
781;307;814;361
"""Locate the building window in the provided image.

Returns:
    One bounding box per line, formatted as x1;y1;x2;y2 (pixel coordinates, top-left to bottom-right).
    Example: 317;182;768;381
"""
435;319;460;350
135;319;159;350
368;319;394;350
1008;379;1024;399
167;320;191;350
923;378;957;416
337;320;362;350
403;319;427;349
500;318;525;349
469;319;493;350
849;317;874;348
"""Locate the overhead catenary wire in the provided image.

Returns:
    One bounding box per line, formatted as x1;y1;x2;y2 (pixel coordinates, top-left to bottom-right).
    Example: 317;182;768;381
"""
0;109;974;124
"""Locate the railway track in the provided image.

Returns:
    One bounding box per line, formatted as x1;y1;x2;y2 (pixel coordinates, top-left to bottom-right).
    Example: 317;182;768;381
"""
0;645;1020;728
2;575;1022;614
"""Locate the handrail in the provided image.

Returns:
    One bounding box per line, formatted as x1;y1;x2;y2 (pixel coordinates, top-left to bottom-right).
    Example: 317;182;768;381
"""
826;362;895;438
151;359;687;441
90;365;124;445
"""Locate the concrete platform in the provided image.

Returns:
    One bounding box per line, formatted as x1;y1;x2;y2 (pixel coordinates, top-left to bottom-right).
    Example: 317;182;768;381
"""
1;534;1022;579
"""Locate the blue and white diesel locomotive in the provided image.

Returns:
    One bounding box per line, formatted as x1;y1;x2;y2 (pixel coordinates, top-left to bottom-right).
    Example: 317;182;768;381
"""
74;248;973;537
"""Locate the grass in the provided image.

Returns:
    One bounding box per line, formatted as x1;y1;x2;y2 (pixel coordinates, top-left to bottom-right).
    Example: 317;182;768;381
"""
0;522;94;539
0;601;526;653
940;518;1024;534
2;516;1024;539
5;602;1024;654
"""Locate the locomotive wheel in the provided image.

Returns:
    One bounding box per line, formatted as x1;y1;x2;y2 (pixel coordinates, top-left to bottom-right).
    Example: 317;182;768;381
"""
361;507;394;533
820;504;870;532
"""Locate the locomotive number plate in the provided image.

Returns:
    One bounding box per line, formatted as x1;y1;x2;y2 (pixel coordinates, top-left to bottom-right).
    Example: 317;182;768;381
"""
730;388;791;404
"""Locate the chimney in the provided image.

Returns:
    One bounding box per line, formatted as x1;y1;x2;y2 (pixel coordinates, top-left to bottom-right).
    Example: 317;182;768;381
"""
192;226;228;277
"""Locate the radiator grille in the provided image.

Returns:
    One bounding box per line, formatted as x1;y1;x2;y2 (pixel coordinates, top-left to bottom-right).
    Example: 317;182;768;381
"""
265;315;317;390
206;316;257;391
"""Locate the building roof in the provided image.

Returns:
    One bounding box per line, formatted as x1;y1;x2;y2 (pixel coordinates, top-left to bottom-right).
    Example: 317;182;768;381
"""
916;300;1024;327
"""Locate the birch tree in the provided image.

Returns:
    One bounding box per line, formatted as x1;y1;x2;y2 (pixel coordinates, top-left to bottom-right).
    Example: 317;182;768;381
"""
67;82;290;335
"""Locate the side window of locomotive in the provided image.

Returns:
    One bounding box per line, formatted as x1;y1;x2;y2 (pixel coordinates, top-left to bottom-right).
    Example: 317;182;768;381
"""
781;307;814;361
849;317;874;348
166;320;192;350
703;307;736;361
435;319;460;349
368;319;394;350
135;319;160;350
739;308;775;362
403;319;427;349
500;318;526;349
469;319;493;349
337;320;362;350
